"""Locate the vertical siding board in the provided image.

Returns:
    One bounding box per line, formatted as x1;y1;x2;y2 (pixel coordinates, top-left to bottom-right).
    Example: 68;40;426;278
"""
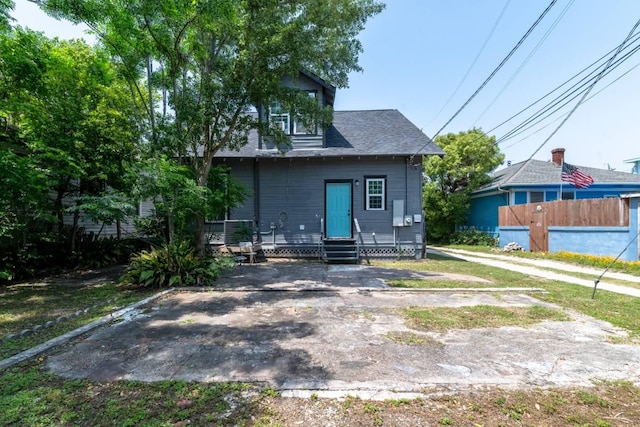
215;156;422;247
499;198;629;228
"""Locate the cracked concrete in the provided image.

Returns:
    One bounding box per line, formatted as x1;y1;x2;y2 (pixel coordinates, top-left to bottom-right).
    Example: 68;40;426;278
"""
41;262;640;399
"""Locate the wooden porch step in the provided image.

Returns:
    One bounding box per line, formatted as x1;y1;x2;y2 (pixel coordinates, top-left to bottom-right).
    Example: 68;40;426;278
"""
322;238;359;264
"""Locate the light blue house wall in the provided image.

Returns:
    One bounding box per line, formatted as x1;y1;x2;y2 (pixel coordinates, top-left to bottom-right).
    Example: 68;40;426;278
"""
498;196;639;261
470;184;638;237
468;193;508;234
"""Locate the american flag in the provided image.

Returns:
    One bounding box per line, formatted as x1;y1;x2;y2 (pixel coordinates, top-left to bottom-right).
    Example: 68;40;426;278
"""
561;162;594;188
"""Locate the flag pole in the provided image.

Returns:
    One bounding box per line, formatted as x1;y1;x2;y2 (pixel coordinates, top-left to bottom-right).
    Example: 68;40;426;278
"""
560;159;563;200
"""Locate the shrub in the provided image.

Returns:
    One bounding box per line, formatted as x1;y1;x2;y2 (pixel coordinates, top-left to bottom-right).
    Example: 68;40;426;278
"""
450;229;498;247
121;241;235;287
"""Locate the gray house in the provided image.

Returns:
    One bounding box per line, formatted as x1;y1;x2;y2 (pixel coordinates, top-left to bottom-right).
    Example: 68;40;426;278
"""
211;72;443;261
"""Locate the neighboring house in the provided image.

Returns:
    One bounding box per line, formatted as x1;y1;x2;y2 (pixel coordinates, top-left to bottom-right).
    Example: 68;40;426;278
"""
625;156;640;174
210;71;443;261
468;148;640;235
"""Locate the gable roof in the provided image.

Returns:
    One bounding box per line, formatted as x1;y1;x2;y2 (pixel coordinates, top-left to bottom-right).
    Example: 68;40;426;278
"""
216;109;444;159
475;159;640;193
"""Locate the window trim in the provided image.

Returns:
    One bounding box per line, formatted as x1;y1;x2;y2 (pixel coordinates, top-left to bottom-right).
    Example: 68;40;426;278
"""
529;191;544;203
365;176;386;211
293;91;318;135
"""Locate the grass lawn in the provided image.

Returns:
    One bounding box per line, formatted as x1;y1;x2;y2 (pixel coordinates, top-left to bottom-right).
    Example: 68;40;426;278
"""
2;258;640;426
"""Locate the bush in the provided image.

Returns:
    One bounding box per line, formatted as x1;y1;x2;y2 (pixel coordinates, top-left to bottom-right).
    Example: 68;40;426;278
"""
450;229;498;247
121;241;235;287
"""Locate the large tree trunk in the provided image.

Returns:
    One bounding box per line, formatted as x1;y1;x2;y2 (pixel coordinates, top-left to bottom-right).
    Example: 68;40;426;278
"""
194;213;205;256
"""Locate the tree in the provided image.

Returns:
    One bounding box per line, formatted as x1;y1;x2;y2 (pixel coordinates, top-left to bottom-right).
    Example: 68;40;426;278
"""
0;28;140;245
41;0;384;254
0;0;13;32
423;128;504;243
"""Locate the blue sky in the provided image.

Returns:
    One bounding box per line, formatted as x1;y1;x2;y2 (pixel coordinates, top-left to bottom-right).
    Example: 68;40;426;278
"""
11;0;640;172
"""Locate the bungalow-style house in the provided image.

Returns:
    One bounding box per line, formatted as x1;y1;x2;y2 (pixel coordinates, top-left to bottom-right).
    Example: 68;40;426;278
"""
210;71;444;261
467;148;640;236
625;156;640;174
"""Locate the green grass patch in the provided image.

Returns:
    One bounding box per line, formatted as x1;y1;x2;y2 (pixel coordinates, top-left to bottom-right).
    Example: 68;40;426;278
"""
388;279;497;289
374;258;640;340
444;245;640;277
0;283;157;359
0;362;263;426
382;331;440;346
401;305;570;332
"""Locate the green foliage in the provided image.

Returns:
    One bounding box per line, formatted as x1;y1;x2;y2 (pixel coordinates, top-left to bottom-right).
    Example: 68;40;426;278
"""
65;193;136;237
0;234;148;283
122;241;234;288
423;128;504;243
0;27;141;278
231;221;254;244
43;0;384;253
450;229;498;247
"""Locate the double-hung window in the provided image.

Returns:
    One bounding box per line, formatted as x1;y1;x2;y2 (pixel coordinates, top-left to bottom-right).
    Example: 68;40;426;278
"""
293;91;317;135
269;91;318;135
269;100;290;134
365;177;386;210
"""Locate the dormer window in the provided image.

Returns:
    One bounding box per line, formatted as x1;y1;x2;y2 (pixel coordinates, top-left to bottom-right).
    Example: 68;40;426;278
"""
268;91;317;135
269;100;290;133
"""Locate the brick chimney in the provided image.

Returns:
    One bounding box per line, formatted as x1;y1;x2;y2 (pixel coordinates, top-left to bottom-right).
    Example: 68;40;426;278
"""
551;148;565;166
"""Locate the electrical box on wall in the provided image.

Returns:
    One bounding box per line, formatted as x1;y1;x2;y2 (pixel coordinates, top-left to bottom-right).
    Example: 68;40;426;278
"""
413;214;422;223
392;200;405;227
404;215;413;226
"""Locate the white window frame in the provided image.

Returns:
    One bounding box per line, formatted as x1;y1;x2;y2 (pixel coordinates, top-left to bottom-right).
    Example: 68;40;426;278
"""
293;91;318;135
269;100;290;134
271;113;290;133
366;178;386;210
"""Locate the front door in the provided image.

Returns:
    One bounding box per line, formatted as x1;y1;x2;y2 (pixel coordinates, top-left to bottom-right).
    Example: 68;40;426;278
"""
325;182;352;238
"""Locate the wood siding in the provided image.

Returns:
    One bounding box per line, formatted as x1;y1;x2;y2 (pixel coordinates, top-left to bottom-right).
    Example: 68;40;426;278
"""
499;198;630;252
499;198;629;227
214;156;424;247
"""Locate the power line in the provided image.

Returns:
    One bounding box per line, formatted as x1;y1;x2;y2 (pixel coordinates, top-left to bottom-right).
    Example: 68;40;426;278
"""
527;17;640;160
488;31;640;135
487;31;640;142
412;0;557;158
501;58;640;150
473;0;575;125
430;0;512;125
497;41;640;145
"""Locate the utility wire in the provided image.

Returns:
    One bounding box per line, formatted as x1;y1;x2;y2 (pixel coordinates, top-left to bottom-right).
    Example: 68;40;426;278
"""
412;0;557;159
527;17;640;159
487;31;640;136
430;0;511;125
502;58;640;149
474;0;574;125
497;40;640;145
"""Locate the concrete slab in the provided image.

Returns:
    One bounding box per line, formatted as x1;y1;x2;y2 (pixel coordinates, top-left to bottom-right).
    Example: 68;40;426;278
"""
43;263;640;398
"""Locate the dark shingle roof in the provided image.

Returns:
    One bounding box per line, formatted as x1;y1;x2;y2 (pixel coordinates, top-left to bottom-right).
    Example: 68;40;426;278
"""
475;159;640;193
216;109;443;158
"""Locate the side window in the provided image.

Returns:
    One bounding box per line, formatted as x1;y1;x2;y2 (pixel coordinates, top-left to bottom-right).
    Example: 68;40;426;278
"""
530;191;544;203
293;91;317;135
365;177;386;210
269;100;290;134
562;191;575;200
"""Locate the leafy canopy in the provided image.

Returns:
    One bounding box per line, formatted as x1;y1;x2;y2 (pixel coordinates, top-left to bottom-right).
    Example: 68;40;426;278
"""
423;128;504;243
41;0;384;252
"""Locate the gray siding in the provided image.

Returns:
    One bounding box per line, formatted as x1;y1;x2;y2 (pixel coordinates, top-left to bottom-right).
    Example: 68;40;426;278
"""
214;156;424;248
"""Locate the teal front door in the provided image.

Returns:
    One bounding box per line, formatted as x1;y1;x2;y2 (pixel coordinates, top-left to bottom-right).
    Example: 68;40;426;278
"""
326;182;352;238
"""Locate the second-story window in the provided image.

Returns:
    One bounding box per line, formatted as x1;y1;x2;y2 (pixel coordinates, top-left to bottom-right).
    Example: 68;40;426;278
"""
293;91;317;135
269;100;290;134
269;91;317;135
